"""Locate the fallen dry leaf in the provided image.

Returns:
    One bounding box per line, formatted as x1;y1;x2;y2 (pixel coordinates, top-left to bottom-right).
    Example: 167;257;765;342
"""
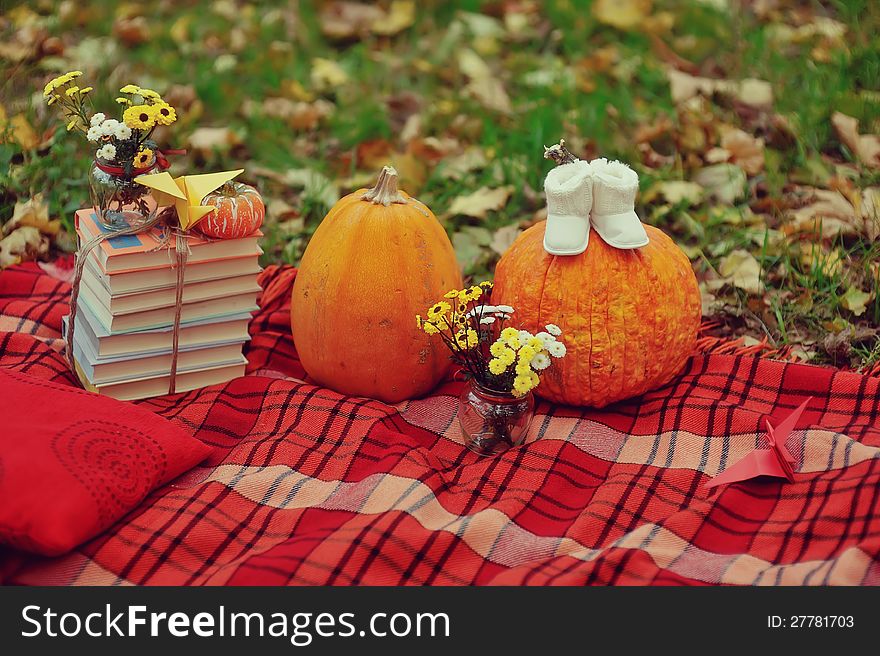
439;147;489;180
841;286;872;317
490;224;522;256
319;1;414;40
457;49;512;114
0;226;49;269
593;0;653;30
0;112;40;151
720;126;765;176
372;1;415;36
786;188;858;239
718;248;764;294
5;195;60;236
831;111;880;169
644;180;704;206
859;187;880;240
446;186;514;219
113;16;151;46
667;69;773;107
187;127;242;158
260;97;334;131
311;58;349;92
693;164;747;204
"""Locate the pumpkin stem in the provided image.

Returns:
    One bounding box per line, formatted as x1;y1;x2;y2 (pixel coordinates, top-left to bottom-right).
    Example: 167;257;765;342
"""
362;166;408;206
543;139;579;166
221;180;238;197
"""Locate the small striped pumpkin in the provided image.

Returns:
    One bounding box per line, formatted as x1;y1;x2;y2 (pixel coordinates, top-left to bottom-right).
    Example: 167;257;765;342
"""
197;180;264;239
492;222;701;408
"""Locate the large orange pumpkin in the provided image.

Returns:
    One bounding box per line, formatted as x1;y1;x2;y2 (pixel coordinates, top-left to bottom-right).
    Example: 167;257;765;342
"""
291;166;462;402
492;222;700;407
198;180;264;239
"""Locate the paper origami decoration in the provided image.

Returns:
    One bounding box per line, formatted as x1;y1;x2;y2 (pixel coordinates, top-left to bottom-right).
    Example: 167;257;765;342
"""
706;398;812;489
135;169;244;231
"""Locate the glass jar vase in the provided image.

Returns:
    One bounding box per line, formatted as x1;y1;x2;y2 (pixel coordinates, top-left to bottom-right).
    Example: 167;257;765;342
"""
88;160;158;229
458;382;534;456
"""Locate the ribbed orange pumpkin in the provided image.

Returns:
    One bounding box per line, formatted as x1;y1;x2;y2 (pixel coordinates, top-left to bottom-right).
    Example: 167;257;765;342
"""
291;166;462;402
492;222;700;407
198;180;264;239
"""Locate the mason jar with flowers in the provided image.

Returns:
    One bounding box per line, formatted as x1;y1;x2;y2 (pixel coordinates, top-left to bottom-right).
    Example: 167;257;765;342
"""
417;282;567;456
43;72;179;228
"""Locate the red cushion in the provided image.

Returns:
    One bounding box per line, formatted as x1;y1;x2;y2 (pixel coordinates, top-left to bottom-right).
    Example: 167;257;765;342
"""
0;369;211;556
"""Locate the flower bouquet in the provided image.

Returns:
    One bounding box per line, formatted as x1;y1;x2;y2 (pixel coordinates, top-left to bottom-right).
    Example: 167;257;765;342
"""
417;282;567;456
43;71;179;228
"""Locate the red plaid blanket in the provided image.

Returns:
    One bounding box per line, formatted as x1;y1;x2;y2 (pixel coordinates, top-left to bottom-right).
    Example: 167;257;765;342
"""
1;262;878;585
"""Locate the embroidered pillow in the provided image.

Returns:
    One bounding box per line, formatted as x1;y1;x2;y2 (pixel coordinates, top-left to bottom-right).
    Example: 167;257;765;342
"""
0;369;211;556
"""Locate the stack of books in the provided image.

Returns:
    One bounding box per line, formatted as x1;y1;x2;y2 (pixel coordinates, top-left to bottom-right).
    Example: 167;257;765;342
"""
66;209;262;400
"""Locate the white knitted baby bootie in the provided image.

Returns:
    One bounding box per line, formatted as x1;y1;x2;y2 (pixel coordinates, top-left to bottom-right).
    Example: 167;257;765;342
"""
543;160;593;256
589;158;649;249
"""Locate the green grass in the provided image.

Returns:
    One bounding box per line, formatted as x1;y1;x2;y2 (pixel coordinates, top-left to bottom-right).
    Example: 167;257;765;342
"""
1;0;879;367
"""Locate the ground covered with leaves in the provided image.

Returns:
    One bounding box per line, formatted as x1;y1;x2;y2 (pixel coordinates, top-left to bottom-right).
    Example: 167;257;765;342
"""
1;0;878;368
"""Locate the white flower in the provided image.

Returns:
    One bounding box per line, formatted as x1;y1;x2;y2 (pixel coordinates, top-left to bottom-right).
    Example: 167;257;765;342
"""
86;126;102;142
545;323;562;336
531;352;551;370
96;144;116;161
480;316;496;325
518;330;532;343
496;313;512;320
494;305;514;314
89;112;106;126
467;304;496;318
535;331;556;347
100;119;120;136
113;122;132;139
547;340;567;358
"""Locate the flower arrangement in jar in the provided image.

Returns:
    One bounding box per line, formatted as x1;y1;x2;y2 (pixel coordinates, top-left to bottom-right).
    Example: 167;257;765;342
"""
42;71;179;228
417;282;567;456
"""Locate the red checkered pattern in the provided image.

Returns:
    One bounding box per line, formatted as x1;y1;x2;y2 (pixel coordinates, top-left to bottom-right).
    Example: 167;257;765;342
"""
1;262;879;585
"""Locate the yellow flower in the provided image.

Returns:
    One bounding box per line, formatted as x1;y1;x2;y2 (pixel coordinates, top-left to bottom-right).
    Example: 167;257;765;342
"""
498;347;516;366
80;86;93;95
488;358;507;375
416;315;422;329
119;84;141;94
458;286;482;302
46;94;59;106
43;71;77;97
116;97;132;105
153;101;177;125
443;289;460;299
506;336;521;350
423;322;440;335
123;104;157;131
479;280;493;289
65;86;80;97
466;329;479;348
527;337;544;351
515;362;531;376
135;148;154;168
489;340;508;358
513;376;532;396
518;346;537;363
500;327;519;342
65;118;78;131
528;370;540;387
68;70;83;78
138;87;162;100
427;301;451;321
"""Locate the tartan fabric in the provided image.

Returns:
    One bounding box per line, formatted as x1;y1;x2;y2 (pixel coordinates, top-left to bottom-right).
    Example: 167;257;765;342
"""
0;262;878;585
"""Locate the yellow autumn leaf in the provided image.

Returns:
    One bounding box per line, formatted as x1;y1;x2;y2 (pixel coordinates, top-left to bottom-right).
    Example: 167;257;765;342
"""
445;186;514;220
593;0;653;30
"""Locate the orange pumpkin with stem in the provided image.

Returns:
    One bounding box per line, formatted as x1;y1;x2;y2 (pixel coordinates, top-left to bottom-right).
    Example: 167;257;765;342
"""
291;166;462;403
198;180;264;239
492;148;701;408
